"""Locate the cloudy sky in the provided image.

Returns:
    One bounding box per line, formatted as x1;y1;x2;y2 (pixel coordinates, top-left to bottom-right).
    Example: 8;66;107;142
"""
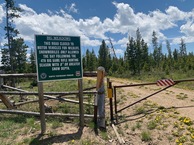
0;0;194;57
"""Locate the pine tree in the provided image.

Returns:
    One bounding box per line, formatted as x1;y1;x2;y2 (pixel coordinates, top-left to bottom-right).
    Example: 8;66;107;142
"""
173;48;179;70
179;38;187;71
135;28;142;74
85;49;90;70
82;55;86;71
2;0;22;73
98;40;109;71
90;49;97;71
125;37;136;74
29;48;36;73
179;38;187;58
84;49;97;71
166;40;173;71
88;49;97;71
152;31;162;69
12;38;28;73
166;40;172;59
141;39;150;72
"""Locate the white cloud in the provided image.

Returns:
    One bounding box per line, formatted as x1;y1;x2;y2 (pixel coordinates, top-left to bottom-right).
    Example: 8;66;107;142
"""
180;20;194;36
15;5;79;40
18;4;36;15
65;3;78;13
102;2;175;46
77;17;106;39
165;6;188;21
106;3;194;51
1;2;194;57
0;4;5;23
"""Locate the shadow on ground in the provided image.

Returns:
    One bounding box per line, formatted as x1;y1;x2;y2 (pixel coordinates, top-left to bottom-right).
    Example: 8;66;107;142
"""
116;105;194;125
29;126;83;145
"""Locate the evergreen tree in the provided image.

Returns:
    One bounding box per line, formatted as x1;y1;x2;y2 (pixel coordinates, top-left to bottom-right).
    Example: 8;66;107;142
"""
135;28;142;74
187;52;194;70
173;48;179;70
166;40;172;59
2;0;22;73
88;49;97;71
85;49;90;70
12;38;28;73
165;40;173;71
141;39;150;72
152;31;162;68
152;31;158;68
125;37;136;74
82;55;86;71
98;40;110;71
179;38;187;58
29;48;36;73
84;49;97;71
179;38;187;71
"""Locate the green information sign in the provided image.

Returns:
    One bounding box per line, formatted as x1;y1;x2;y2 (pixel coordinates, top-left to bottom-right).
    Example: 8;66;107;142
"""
35;35;83;82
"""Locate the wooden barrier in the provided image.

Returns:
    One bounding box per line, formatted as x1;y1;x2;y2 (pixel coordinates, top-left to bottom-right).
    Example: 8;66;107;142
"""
0;109;95;118
0;73;99;134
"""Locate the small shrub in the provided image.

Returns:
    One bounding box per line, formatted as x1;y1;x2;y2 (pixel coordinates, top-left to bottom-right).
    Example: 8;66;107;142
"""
141;130;152;142
100;131;109;140
136;106;146;114
51;120;63;129
136;121;141;129
147;120;157;130
124;123;129;129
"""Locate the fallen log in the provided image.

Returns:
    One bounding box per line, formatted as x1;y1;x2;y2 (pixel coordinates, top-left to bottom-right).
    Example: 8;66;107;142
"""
0;94;16;109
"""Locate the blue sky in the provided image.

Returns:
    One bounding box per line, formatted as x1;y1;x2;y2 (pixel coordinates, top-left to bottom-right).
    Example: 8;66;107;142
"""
0;0;194;57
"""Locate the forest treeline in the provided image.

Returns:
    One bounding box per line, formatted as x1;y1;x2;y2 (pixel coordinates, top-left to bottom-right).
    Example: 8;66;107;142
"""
2;0;194;81
83;29;194;80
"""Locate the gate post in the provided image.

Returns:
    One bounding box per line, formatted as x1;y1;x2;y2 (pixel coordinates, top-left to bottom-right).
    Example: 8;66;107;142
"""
107;78;114;122
95;66;106;128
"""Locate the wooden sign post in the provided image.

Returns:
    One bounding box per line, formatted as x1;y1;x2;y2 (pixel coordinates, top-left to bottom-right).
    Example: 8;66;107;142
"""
78;79;84;127
35;35;83;133
38;82;46;134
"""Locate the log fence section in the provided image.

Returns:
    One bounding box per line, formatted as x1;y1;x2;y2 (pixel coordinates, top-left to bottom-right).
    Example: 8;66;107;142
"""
0;86;97;106
0;73;98;134
0;109;95;118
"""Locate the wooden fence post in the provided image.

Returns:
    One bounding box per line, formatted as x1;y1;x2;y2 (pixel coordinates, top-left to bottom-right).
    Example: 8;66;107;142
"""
38;82;46;134
78;79;84;127
95;66;105;128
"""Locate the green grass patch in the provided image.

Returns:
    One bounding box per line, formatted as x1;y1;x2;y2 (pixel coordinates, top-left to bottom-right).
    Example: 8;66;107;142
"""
147;120;157;130
141;130;152;142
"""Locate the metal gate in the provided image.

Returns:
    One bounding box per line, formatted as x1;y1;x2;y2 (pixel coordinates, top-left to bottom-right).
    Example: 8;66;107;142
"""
110;78;194;122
